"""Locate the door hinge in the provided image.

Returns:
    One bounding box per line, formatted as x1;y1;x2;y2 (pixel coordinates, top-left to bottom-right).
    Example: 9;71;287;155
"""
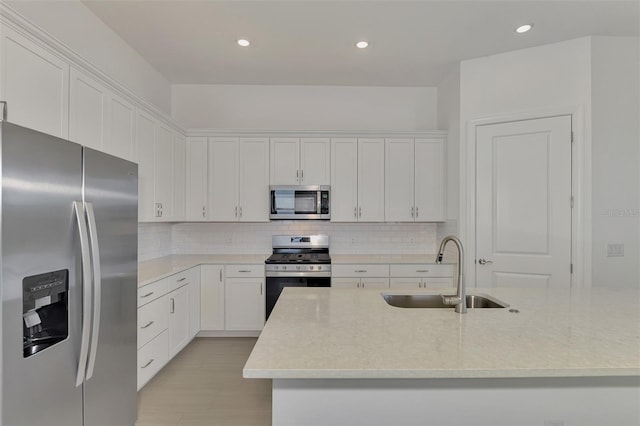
570;196;574;208
570;263;573;274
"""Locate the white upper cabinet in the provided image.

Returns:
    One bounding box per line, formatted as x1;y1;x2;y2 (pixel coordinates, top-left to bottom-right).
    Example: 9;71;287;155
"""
106;93;135;162
209;137;239;221
270;137;329;185
154;123;175;221
136;110;156;221
136;109;182;222
300;138;331;185
173;133;186;222
1;27;69;138
70;68;136;162
331;138;385;222
209;137;269;222
185;137;209;221
238;138;270;222
414;138;445;221
385;137;445;222
357;138;385;222
69;68;106;152
385;138;415;221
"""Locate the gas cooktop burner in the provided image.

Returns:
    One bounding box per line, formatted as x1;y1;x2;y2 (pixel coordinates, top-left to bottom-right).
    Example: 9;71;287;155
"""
265;234;331;266
265;253;331;264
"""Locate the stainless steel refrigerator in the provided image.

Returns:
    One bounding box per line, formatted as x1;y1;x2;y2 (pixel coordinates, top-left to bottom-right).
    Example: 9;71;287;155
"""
1;122;138;425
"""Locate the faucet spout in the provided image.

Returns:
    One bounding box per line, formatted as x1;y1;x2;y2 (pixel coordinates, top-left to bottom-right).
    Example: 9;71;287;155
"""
435;236;466;314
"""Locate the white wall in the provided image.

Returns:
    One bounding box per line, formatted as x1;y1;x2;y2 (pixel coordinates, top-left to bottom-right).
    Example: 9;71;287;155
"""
5;0;172;113
172;84;438;131
590;37;639;288
459;36;640;288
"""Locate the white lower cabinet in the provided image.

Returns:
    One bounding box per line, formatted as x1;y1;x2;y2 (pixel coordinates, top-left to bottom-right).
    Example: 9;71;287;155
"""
167;284;190;358
200;265;225;331
332;264;390;289
137;330;169;391
389;264;455;289
137;268;200;390
224;264;265;331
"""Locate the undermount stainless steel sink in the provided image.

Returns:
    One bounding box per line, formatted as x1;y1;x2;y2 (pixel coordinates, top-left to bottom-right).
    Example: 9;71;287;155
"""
382;293;509;309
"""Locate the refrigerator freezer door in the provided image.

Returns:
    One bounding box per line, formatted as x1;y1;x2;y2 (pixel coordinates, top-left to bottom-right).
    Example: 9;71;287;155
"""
1;123;84;426
82;148;138;426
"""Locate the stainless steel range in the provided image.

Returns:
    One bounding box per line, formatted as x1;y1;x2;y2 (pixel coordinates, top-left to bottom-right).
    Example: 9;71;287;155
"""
265;235;331;319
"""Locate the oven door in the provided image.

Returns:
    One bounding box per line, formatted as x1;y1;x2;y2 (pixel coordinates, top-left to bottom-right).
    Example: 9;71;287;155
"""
265;276;331;320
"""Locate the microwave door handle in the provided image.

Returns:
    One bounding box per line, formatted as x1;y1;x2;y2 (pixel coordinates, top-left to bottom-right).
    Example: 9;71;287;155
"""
317;191;321;214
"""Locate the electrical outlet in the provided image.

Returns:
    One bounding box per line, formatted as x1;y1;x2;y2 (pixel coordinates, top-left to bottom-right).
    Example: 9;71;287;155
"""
225;236;232;245
351;237;357;244
607;243;624;257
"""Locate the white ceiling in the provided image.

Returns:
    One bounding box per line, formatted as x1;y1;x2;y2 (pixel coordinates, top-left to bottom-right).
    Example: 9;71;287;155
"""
83;0;639;87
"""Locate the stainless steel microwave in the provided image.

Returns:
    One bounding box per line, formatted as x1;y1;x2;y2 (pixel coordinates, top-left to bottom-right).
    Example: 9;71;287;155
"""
270;185;330;220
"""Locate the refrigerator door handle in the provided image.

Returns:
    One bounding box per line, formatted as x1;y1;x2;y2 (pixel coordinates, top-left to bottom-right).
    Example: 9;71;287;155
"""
85;202;101;381
73;201;93;387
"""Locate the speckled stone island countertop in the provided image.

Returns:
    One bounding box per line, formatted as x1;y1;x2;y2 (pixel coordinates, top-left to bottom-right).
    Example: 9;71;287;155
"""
138;254;446;287
243;286;640;379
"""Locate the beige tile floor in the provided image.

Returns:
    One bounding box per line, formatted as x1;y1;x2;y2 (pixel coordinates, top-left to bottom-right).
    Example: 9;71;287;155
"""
136;337;272;426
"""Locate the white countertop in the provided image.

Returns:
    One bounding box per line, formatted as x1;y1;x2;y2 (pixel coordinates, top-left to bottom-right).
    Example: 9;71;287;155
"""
138;253;446;287
243;287;640;379
138;254;269;287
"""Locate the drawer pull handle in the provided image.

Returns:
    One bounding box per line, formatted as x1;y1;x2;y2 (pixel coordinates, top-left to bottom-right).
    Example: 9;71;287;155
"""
141;292;154;298
238;270;251;273
141;321;154;329
355;270;367;273
416;270;429;273
141;359;154;369
170;298;175;314
177;277;186;282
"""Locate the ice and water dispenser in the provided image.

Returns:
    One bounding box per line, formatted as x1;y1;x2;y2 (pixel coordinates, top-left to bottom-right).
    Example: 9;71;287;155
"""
22;270;69;358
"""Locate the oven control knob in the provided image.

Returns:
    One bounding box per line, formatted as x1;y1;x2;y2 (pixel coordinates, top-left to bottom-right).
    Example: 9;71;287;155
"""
283;266;287;270
274;265;278;270
296;265;301;270
310;266;314;271
318;266;322;270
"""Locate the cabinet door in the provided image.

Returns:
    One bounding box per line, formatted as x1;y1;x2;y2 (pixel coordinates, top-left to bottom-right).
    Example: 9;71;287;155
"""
239;138;269;222
414;138;445;221
154;123;174;221
1;27;69;137
69;68;106;152
270;138;299;185
360;277;390;289
331;138;358;222
173;133;186;221
389;278;422;290
300;138;330;185
225;278;265;331
385;138;415;221
357;138;385;222
200;265;225;330
167;285;190;358
188;267;201;338
136;110;156;221
332;278;360;289
186;137;209;221
209;137;239;221
107;93;135;161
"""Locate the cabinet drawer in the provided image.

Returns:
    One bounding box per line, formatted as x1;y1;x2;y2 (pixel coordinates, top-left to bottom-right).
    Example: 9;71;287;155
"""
332;264;389;278
137;295;168;349
167;269;193;292
225;264;263;278
137;330;169;391
137;278;169;307
390;264;454;277
423;277;454;288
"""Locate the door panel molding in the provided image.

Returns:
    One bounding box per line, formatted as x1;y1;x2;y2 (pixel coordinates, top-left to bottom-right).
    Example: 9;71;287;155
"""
461;106;589;289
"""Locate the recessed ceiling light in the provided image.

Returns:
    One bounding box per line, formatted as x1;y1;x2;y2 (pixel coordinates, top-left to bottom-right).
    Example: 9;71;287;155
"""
356;41;369;49
237;39;250;47
515;24;533;34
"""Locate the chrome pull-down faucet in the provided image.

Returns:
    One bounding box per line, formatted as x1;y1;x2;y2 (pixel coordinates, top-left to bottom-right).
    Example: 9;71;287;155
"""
436;236;467;314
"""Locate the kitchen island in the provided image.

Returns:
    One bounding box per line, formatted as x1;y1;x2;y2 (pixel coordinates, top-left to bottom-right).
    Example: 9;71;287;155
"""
243;287;640;426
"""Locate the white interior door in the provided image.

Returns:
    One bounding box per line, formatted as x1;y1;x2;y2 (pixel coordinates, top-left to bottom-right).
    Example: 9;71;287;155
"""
476;115;572;288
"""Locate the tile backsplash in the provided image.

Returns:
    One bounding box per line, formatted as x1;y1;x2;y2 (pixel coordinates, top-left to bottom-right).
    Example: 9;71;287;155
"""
139;222;440;259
